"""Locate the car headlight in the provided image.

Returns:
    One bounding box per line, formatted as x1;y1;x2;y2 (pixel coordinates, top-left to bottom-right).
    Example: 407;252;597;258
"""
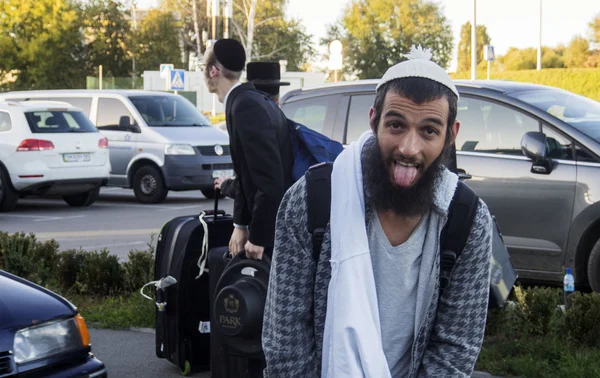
13;315;90;364
164;144;195;155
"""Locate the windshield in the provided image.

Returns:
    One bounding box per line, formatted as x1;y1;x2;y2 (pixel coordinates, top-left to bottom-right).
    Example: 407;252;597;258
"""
129;95;212;127
513;89;600;142
24;110;97;133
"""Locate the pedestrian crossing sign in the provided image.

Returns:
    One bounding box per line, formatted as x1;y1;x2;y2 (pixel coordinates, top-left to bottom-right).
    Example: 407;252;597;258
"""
170;69;185;90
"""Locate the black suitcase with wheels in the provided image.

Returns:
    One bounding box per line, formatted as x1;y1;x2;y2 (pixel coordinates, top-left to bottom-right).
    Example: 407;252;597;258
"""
154;191;233;375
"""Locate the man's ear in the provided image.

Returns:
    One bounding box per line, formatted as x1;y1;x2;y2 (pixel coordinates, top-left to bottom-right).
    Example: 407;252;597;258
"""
449;120;460;145
369;106;377;134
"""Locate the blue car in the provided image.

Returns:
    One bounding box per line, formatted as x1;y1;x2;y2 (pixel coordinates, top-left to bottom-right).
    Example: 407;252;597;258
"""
0;270;107;377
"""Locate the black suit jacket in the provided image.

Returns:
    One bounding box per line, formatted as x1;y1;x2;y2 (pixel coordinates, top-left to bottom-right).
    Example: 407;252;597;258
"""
225;82;293;248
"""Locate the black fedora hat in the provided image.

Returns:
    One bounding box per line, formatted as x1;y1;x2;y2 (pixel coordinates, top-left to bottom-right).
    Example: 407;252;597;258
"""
246;62;290;94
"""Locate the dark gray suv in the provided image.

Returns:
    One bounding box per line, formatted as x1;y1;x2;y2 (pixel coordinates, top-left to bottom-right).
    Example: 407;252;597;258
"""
280;79;600;292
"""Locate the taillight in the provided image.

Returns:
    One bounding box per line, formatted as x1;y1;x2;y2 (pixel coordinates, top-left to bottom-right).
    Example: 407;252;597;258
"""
17;139;55;151
98;137;108;148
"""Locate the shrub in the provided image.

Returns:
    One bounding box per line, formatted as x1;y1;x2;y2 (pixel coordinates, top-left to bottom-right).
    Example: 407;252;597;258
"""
77;249;123;296
0;232;60;286
564;292;600;348
57;249;87;292
122;248;154;294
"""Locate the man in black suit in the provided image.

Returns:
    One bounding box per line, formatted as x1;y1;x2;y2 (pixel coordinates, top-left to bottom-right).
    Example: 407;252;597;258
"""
203;39;293;260
214;61;291;199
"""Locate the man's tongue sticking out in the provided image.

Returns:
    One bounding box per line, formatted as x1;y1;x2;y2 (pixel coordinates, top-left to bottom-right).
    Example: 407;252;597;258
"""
393;161;418;187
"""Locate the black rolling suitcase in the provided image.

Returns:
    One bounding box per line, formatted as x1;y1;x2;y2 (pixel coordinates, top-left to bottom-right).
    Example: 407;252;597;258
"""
153;191;233;375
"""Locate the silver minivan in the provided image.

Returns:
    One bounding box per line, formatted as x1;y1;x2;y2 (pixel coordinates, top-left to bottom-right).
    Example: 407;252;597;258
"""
0;90;233;203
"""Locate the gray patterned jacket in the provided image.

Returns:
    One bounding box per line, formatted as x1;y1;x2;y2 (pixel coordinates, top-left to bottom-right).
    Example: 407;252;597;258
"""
262;168;493;377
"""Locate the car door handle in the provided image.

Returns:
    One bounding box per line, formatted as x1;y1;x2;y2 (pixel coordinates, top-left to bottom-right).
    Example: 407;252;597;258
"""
457;168;472;180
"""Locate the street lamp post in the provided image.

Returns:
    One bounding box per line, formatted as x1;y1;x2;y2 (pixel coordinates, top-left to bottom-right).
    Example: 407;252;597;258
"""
329;40;343;83
537;0;542;70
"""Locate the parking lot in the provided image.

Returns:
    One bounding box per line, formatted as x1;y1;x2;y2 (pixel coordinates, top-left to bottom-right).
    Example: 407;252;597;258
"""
0;187;234;260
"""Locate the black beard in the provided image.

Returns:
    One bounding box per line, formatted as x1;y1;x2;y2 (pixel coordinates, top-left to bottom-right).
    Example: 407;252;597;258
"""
362;137;445;217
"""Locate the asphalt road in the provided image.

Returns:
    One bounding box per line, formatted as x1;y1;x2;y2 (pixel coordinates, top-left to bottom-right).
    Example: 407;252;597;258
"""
0;187;234;261
89;328;500;378
89;328;210;378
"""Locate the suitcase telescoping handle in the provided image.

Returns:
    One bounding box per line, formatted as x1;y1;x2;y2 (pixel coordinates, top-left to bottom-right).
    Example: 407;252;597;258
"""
200;189;225;219
214;188;219;217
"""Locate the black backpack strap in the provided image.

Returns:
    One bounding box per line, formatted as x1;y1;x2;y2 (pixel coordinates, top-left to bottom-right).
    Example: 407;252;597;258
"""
439;181;479;292
305;162;333;262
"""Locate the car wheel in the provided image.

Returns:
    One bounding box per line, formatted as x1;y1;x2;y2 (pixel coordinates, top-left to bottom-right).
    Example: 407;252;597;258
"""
133;165;168;204
0;166;19;212
587;238;600;293
201;188;224;199
63;187;100;207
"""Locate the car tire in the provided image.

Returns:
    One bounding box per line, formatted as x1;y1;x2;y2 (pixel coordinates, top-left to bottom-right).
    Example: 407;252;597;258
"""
0;166;19;212
201;188;224;199
63;187;100;207
587;238;600;293
133;165;168;204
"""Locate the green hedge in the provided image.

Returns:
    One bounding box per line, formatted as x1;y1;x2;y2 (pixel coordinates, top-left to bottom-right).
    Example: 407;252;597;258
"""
3;231;600;376
451;68;600;101
0;231;154;297
478;285;600;377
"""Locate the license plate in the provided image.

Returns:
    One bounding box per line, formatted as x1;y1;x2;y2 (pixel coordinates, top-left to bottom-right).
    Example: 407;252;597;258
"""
212;169;234;178
63;153;91;162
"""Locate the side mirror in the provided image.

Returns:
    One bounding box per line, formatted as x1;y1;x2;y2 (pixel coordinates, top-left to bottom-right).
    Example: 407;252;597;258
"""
521;131;552;174
119;116;140;133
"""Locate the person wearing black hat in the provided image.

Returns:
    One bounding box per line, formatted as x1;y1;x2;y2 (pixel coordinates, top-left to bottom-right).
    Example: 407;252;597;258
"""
203;39;293;261
214;61;291;198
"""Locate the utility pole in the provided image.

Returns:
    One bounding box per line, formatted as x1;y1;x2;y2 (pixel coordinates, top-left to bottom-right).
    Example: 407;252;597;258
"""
131;1;137;89
537;0;543;70
223;0;232;39
471;0;477;80
212;0;219;40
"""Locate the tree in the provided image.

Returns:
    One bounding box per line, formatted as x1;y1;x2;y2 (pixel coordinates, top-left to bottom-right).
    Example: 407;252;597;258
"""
589;13;600;45
159;0;211;69
565;35;590;68
338;0;454;79
0;0;85;90
457;22;491;73
82;0;133;78
133;9;183;73
231;0;315;70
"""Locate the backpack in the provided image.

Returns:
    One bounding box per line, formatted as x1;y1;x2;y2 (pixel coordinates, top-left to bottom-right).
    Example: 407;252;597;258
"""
287;119;344;183
304;162;518;309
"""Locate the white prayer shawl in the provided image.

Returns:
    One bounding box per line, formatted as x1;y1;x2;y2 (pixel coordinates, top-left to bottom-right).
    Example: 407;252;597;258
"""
320;130;459;378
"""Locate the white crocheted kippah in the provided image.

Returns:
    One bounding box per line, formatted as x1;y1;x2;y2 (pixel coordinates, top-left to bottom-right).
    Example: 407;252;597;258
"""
376;45;459;99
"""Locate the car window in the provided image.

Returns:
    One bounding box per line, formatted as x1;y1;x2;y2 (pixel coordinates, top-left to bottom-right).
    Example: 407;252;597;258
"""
514;89;600;143
129;95;211;127
456;97;539;155
281;95;338;134
542;125;574;160
0;111;11;131
24;110;97;133
575;144;598;163
346;94;375;144
97;98;135;131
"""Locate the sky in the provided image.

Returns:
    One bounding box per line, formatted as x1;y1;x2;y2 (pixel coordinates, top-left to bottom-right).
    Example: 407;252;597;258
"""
137;0;600;72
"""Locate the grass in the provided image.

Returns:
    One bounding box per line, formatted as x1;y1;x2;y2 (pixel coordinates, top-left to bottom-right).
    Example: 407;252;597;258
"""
477;334;600;377
69;293;156;329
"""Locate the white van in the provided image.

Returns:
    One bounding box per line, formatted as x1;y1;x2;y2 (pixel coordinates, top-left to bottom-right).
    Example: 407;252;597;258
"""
0;90;233;203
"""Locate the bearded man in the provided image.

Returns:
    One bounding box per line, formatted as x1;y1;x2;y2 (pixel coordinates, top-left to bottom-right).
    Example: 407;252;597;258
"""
261;46;494;378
